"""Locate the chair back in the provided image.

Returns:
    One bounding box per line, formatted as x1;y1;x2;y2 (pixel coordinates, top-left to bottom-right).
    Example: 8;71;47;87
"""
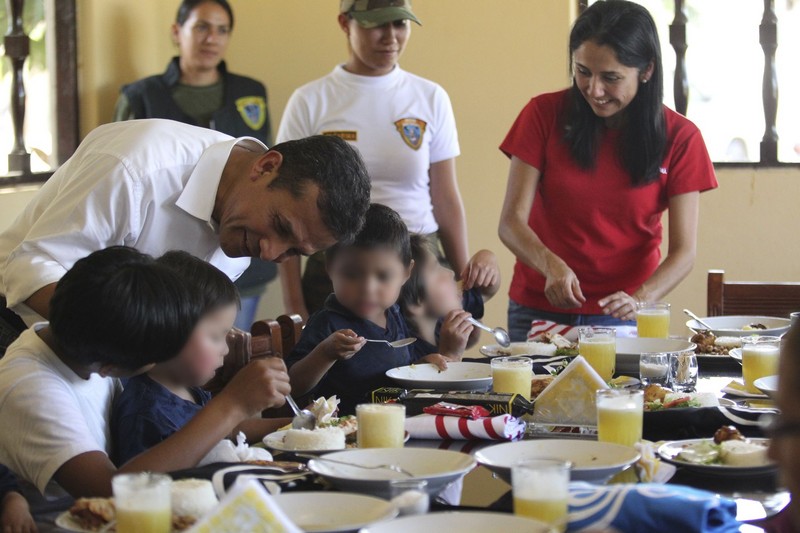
707;269;800;317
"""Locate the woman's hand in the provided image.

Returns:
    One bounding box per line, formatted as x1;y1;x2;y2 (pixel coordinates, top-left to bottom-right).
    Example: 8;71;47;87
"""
543;258;586;309
598;291;639;320
460;250;500;293
321;330;366;361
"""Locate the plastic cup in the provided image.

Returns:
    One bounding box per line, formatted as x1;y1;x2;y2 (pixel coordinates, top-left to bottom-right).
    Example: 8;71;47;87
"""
579;327;616;381
112;473;172;533
491;357;533;400
512;459;570;532
636;303;671;338
596;389;643;448
356;403;406;448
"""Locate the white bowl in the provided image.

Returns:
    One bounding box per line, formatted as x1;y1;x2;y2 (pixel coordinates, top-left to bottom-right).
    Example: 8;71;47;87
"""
386;362;492;391
686;315;791;337
272;492;397;533
361;511;551;533
307;448;476;498
754;375;779;399
615;337;696;374
474;439;640;484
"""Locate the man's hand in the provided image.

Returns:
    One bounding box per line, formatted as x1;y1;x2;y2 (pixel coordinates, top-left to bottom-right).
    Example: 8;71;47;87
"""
321;329;366;361
1;492;37;533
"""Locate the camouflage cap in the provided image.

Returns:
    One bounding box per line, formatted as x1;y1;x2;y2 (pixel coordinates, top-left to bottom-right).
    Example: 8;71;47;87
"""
340;0;421;29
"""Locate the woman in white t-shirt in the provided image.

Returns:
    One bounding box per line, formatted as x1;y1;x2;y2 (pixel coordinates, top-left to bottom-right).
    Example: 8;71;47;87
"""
276;0;468;318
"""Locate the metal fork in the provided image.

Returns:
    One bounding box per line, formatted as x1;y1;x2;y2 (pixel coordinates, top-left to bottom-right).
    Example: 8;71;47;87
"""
298;453;414;477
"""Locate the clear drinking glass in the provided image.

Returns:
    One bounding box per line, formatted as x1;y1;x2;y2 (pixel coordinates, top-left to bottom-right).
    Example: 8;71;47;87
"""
669;353;699;392
356;404;406;448
578;327;616;381
491;356;533;400
596;389;644;448
636;302;671;338
639;352;670;386
112;473;172;533
512;459;570;532
741;336;781;393
389;479;429;516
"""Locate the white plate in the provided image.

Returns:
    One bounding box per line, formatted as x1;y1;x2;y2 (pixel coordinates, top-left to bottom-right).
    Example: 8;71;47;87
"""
657;438;777;476
479;342;563;357
55;512;96;532
686;316;791;337
264;430;409;455
474;439;640;484
272;492;397;532
386;362;492;391
754;375;779;399
729;348;742;361
361;511;551;533
307;448;476;499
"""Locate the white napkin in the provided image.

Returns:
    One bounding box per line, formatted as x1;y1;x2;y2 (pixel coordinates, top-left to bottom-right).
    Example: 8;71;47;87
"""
405;414;526;440
199;432;273;466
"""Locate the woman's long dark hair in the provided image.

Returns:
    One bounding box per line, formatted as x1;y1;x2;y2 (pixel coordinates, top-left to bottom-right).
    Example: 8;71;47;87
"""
563;0;666;186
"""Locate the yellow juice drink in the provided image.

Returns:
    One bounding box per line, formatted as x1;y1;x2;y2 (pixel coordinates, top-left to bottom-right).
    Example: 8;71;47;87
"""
596;391;643;447
116;508;171;533
356;404;406;448
636;308;670;338
742;344;780;393
491;365;533;400
578;339;616;381
514;497;568;532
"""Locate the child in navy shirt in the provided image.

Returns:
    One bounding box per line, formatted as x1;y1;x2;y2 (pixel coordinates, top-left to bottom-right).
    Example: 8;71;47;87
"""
1;464;35;533
286;205;447;415
112;251;289;465
400;235;501;361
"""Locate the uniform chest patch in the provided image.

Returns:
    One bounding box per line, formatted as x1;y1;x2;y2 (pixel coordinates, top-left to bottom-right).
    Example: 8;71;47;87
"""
322;130;358;141
235;96;266;130
394;118;427;150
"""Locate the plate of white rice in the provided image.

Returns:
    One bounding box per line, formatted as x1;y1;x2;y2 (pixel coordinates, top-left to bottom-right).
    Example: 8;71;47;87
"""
264;427;349;454
479;341;558;357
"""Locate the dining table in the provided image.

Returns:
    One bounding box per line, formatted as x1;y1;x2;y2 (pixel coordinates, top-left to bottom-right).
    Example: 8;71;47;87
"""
31;350;789;532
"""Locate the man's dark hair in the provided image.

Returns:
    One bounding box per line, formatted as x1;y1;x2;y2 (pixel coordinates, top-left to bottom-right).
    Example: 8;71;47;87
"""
325;204;411;267
398;234;438;317
176;0;234;30
268;135;371;245
49;247;200;370
157;250;240;314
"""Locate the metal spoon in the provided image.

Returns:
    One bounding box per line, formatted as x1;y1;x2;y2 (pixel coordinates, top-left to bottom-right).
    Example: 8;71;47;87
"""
365;337;417;348
285;394;316;430
683;309;714;331
467;317;511;347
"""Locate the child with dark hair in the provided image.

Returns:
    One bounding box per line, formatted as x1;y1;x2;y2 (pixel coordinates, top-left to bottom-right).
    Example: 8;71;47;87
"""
0;247;290;498
112;251;289;465
399;235;501;361
0;465;35;533
286;204;446;415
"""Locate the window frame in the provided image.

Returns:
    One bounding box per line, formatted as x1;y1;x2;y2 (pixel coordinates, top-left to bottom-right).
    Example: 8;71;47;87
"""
1;0;79;189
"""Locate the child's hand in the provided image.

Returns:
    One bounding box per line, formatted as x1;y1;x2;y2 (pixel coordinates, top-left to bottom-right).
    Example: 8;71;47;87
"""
224;358;292;417
419;353;449;371
438;310;474;359
460;249;500;292
1;492;37;533
322;330;366;361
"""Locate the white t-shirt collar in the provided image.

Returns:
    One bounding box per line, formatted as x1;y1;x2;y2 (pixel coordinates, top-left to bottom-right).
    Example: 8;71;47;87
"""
332;64;403;88
175;137;268;224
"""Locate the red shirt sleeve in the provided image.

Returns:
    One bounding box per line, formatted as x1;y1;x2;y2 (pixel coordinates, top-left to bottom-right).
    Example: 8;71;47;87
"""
663;108;718;197
499;91;567;171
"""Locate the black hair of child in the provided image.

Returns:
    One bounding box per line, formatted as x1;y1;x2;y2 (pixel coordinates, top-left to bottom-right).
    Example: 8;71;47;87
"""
157;250;240;315
325;203;412;267
398;233;439;318
49;246;201;370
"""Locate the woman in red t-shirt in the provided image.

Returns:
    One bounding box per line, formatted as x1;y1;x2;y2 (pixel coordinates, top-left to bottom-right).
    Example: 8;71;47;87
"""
498;0;717;341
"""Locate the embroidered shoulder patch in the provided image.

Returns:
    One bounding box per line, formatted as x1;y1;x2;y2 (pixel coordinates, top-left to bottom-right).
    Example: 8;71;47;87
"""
235;96;267;130
394;118;427;150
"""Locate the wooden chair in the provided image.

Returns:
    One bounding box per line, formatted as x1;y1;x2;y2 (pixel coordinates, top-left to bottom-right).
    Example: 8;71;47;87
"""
707;269;800;317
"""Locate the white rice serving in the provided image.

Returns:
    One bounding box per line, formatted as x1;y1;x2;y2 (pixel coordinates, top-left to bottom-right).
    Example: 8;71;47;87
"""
171;479;218;519
283;427;346;450
511;342;557;356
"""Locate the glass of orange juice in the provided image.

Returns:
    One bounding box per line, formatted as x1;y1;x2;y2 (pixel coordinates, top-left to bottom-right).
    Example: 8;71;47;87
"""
357;404;406;448
741;336;781;393
512;459;570;532
578;327;616;381
491;356;533;400
636;302;671;338
596;389;644;448
112;473;172;533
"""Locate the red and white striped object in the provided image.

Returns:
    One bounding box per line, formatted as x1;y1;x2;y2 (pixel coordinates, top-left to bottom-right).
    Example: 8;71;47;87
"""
405;414;526;441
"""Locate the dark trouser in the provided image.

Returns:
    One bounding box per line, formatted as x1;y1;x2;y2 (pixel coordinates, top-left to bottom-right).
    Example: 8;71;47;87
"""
0;297;27;357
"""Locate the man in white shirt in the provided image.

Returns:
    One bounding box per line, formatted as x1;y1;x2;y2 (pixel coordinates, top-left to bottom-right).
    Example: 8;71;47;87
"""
0;119;370;353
